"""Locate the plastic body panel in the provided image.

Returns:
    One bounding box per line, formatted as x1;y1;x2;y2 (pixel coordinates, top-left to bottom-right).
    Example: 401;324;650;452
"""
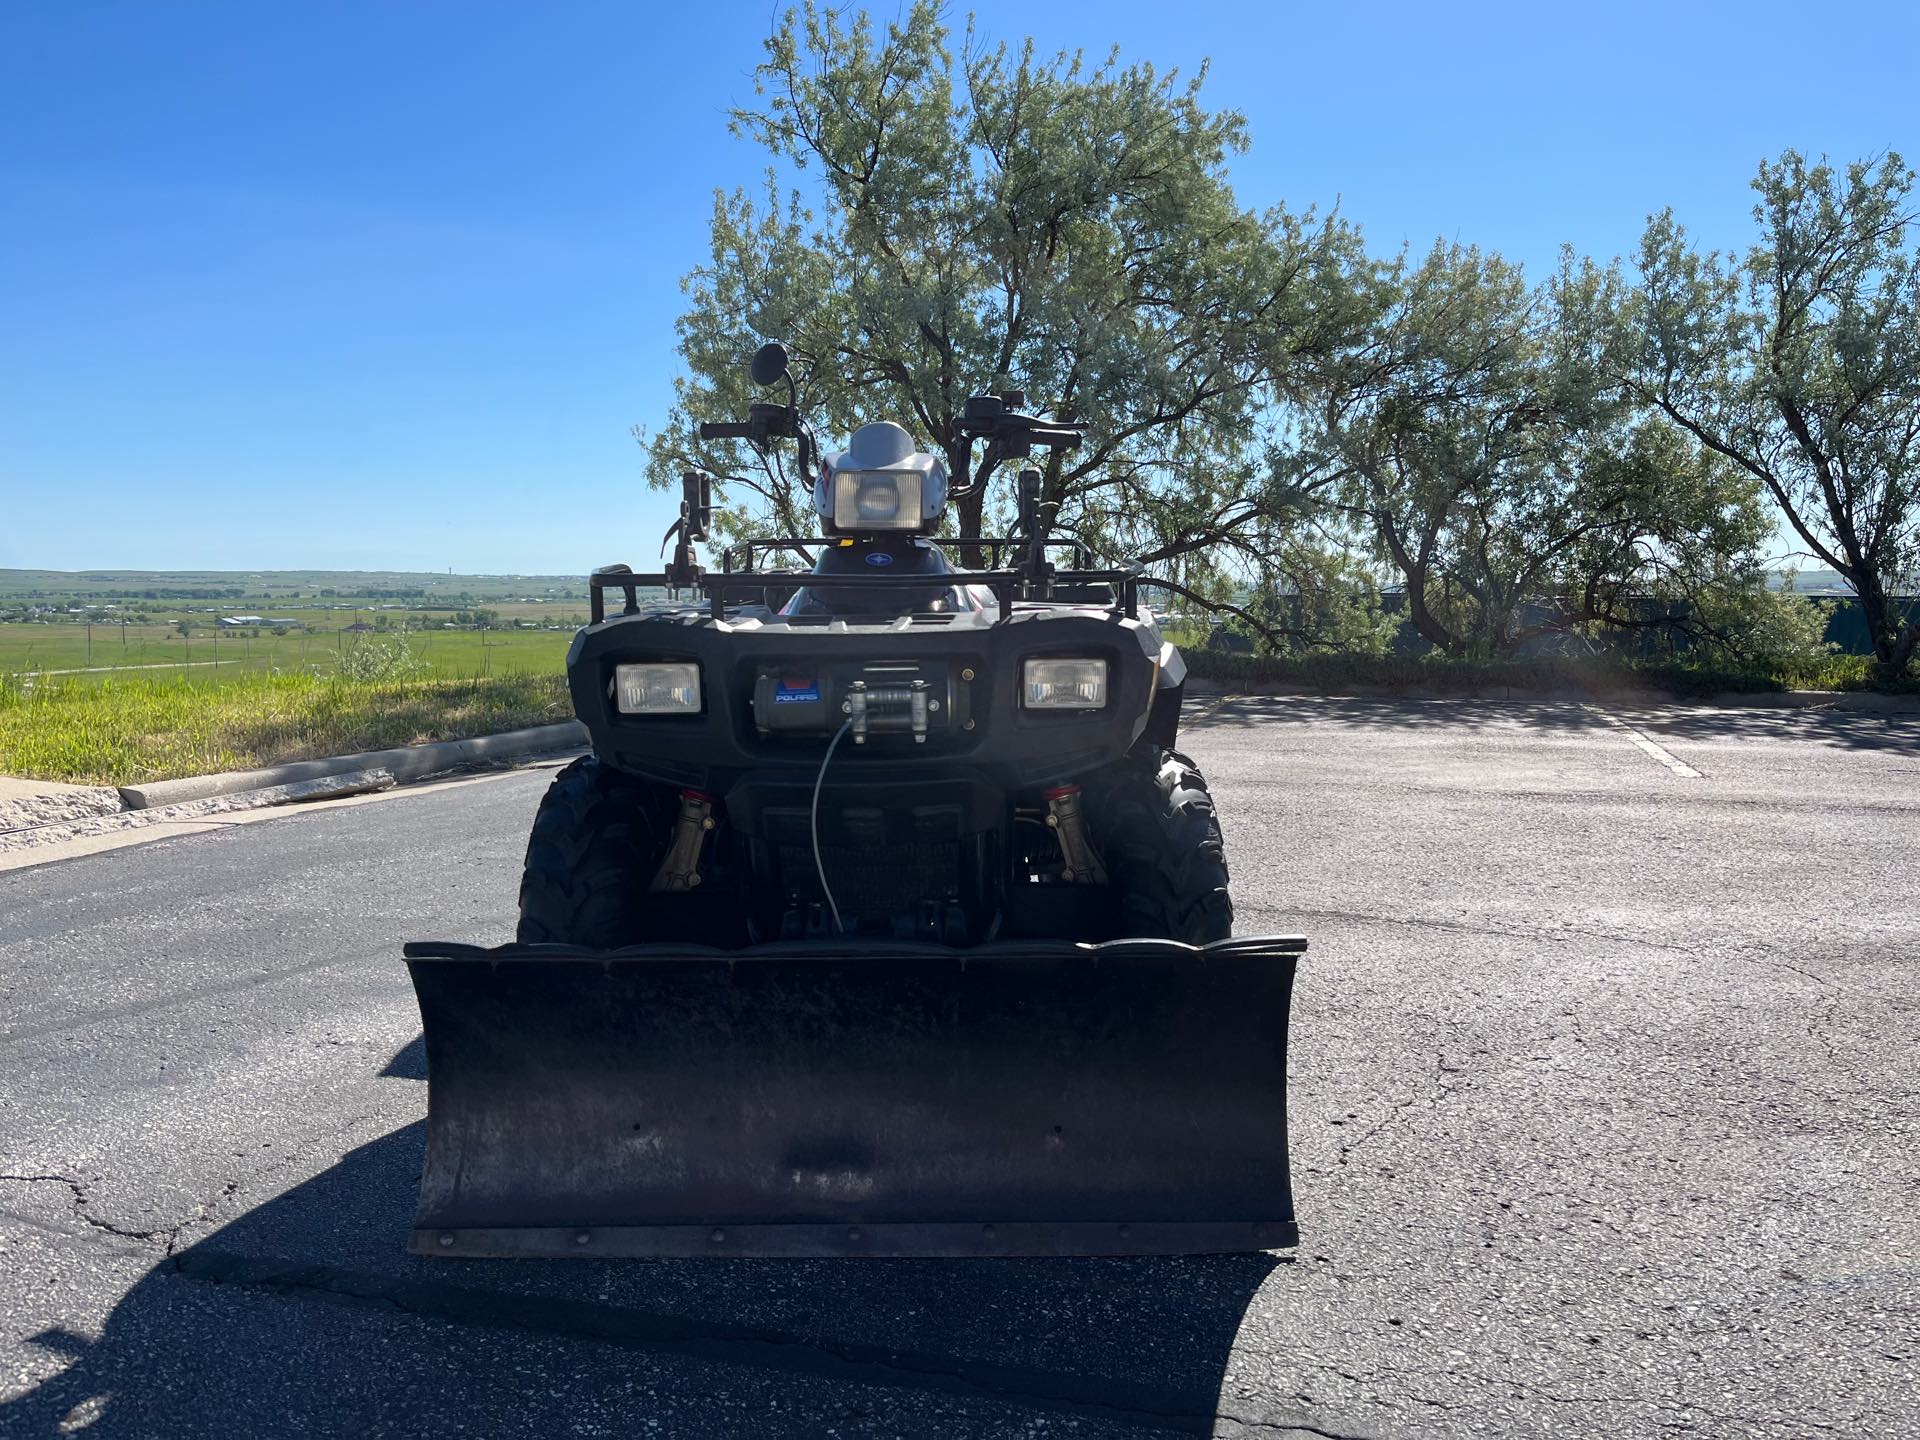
567;602;1171;796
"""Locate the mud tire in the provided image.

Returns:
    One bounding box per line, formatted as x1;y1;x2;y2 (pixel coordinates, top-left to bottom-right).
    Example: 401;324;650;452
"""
1086;748;1234;943
516;756;704;946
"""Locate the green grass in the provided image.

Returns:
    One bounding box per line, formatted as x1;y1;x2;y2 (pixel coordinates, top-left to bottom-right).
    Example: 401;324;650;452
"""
0;669;572;786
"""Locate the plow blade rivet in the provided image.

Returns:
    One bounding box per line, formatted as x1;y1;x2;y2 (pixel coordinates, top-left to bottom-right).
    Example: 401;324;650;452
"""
710;1228;726;1244
847;1227;863;1242
573;1231;591;1246
437;1233;455;1248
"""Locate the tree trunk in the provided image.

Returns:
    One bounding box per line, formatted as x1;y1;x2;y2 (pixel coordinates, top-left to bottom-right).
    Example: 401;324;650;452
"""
955;486;987;571
1849;566;1910;683
1877;596;1920;680
1402;574;1463;656
948;440;987;570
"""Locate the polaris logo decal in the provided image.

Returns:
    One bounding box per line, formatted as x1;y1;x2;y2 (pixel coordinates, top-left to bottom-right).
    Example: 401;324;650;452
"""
774;675;820;704
864;551;895;567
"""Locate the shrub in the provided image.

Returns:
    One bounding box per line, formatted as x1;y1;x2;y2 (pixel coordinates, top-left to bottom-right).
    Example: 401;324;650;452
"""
337;634;423;682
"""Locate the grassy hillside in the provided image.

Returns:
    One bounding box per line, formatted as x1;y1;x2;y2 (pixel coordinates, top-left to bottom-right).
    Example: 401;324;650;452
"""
0;669;571;786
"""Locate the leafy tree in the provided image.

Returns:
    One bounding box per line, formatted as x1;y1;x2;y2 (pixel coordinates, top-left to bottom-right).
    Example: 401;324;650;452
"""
1590;150;1920;678
1673;572;1834;671
641;1;1350;605
1296;241;1770;657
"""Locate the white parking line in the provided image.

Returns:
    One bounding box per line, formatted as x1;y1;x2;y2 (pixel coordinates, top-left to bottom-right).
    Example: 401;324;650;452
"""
1582;704;1704;778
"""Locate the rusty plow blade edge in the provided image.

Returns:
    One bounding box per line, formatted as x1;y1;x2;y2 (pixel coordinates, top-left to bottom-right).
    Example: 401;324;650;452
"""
401;935;1304;1258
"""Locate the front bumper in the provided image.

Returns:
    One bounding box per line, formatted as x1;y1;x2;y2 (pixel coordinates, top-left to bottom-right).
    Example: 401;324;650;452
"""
567;605;1163;794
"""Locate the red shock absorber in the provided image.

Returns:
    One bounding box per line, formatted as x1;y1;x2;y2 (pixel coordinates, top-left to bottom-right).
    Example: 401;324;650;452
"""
1043;784;1107;885
648;789;716;893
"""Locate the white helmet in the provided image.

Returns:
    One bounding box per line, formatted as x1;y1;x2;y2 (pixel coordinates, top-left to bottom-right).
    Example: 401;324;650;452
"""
815;422;948;534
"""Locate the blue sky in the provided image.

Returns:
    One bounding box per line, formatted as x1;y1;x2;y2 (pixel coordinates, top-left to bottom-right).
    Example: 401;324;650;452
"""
3;0;1914;575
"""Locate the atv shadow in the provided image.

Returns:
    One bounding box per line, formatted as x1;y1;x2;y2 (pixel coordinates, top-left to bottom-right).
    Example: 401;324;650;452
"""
2;1122;1286;1437
378;1033;427;1079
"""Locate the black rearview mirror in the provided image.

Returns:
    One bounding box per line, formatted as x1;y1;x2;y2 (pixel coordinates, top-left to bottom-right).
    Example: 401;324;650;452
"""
749;341;790;388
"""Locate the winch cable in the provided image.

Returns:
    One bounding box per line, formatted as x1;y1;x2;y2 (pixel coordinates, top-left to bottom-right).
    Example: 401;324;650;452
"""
811;717;854;934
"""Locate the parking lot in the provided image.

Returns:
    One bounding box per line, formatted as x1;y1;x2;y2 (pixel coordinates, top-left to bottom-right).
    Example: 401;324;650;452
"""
2;695;1915;1438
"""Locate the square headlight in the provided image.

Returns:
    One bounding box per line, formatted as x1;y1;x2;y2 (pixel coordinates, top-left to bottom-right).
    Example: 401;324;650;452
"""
614;662;701;714
833;469;924;531
1022;657;1108;710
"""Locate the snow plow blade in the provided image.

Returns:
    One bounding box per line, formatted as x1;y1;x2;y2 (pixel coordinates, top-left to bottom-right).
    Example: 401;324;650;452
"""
402;935;1304;1259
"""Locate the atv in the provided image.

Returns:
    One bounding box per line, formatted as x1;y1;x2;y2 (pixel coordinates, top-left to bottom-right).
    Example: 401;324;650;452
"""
402;343;1305;1259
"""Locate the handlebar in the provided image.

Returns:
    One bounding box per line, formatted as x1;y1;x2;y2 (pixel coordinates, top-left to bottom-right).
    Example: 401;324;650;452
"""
698;421;757;441
957;392;1085;453
1020;424;1083;451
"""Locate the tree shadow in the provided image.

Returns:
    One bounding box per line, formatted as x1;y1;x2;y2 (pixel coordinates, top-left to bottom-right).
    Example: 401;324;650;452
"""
2;1123;1291;1437
1190;693;1599;735
1189;692;1920;752
1617;702;1920;754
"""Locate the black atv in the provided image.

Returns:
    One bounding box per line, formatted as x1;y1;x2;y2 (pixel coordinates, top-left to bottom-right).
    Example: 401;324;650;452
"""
400;343;1305;1260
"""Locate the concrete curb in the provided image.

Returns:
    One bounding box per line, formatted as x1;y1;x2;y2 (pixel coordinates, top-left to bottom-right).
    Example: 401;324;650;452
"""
0;770;398;856
1698;689;1920;713
0;785;125;835
117;721;587;811
1184;678;1665;705
1183;677;1920;713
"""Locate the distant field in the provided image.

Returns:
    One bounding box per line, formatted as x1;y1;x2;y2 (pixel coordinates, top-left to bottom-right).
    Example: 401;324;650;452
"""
0;567;588;602
0;622;572;682
0;570;601;783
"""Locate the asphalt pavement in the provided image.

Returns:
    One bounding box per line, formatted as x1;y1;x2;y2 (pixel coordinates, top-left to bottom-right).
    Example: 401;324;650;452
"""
1;696;1914;1439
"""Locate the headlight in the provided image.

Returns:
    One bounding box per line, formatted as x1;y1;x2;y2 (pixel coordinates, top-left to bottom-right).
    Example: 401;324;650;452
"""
1022;657;1107;710
833;469;924;531
614;662;701;714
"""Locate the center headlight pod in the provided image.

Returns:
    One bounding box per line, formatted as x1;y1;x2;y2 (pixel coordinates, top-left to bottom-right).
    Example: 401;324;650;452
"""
613;661;701;715
1022;657;1108;710
832;469;924;531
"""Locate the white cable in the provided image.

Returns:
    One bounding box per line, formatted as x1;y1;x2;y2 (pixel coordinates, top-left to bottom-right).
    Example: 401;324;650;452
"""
811;718;853;934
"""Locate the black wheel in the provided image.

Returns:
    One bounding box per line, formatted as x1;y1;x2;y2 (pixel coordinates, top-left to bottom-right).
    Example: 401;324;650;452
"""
516;756;740;947
1085;747;1233;943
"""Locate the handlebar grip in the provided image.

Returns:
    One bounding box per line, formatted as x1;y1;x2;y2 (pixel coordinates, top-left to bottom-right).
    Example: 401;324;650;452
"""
698;421;756;441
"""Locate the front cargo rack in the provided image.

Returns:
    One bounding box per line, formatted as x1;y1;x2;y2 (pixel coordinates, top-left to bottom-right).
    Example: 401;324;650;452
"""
588;539;1141;626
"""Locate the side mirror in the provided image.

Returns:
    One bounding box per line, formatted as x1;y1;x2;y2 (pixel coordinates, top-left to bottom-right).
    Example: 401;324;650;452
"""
749;341;790;388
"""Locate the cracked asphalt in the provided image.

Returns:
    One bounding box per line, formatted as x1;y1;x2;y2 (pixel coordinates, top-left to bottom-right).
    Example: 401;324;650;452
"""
1;695;1915;1439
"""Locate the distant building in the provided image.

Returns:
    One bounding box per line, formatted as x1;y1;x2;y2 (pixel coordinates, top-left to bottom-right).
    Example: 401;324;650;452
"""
219;616;264;627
